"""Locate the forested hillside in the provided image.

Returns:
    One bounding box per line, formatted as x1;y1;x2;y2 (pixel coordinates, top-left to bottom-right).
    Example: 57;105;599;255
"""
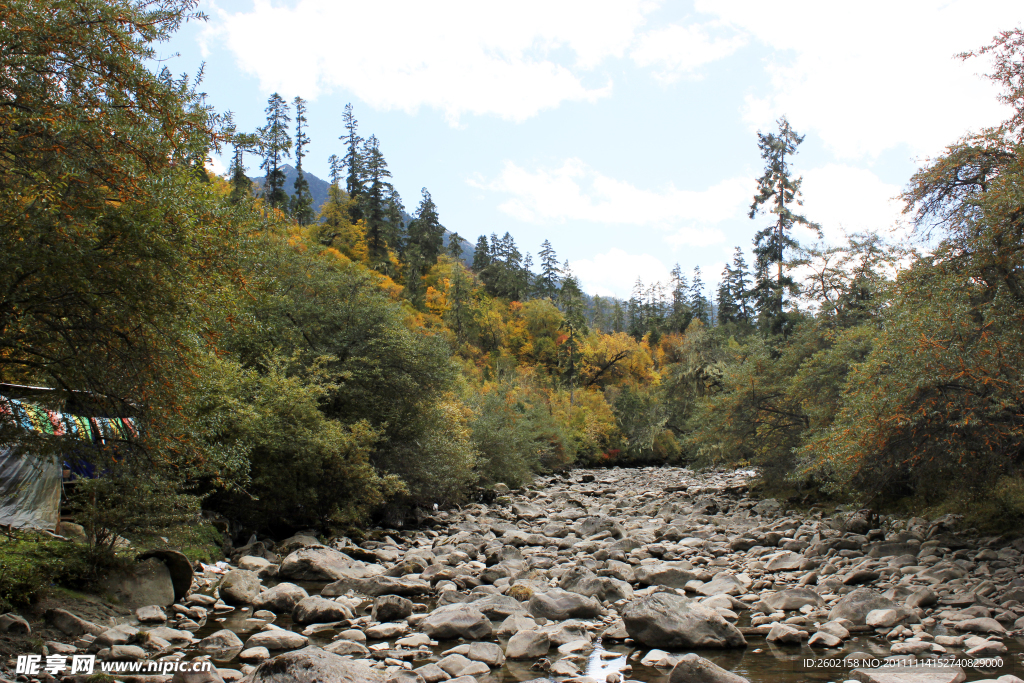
3;0;1024;550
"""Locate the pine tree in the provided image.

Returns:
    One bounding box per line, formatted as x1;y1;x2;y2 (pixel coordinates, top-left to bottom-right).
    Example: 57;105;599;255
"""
726;246;753;324
537;239;561;299
258;93;292;211
749;116;820;333
361;135;392;269
290;96;314;225
689;266;709;324
328;154;343;186
408;188;445;269
667;263;691;333
447;232;465;260
716;265;739;326
472;235;490;271
612;300;625;333
224;112;260;204
384;186;406;263
340;103;364;221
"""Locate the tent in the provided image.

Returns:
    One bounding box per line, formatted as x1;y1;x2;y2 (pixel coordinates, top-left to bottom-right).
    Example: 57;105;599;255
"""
0;392;137;531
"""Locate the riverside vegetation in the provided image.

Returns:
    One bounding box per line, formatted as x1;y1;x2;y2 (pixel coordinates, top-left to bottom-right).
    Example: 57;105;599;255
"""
3;2;1024;681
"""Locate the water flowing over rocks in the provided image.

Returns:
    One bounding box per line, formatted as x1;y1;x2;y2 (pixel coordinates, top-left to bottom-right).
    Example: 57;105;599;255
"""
13;466;1024;683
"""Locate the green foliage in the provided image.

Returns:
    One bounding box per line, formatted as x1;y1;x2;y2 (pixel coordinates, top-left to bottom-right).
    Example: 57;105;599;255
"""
0;536;96;610
471;381;567;486
612;386;667;460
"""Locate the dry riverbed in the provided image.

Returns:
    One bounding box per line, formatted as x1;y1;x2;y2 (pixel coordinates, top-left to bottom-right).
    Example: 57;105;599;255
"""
3;466;1024;683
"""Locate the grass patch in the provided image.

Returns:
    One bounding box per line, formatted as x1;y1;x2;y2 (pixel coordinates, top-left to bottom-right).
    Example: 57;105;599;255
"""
0;534;96;611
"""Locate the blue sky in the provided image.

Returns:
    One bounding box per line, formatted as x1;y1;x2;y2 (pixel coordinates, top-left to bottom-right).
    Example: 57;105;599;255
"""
163;0;1020;298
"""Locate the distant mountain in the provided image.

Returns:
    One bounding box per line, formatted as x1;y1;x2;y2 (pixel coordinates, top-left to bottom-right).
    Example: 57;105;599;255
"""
250;164;331;213
249;166;474;267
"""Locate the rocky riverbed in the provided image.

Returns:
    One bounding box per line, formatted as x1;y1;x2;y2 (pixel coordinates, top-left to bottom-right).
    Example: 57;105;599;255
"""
4;466;1024;683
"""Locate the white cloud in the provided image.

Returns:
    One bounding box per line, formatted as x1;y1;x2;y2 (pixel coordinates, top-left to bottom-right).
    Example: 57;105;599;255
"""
205;0;659;124
472;159;751;243
572;248;673;298
630;22;747;82
205;155;227;176
696;0;1018;158
799;164;907;244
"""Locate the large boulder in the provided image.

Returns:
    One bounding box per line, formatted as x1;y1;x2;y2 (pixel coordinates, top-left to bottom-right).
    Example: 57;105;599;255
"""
137;549;194;602
218;569;261;605
421;604;492;640
252;583;308;613
278;546;378;582
622;593;746;649
669;654;750;683
528;589;602;620
242;646;384;683
828;588;908;626
100;557;175;608
291;596;353;625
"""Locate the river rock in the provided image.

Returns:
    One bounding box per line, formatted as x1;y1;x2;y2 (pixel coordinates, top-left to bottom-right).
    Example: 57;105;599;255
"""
322;575;430;597
622;593;746;649
199;629;244;656
528;588;602;620
373;594;414;622
669;653;750;683
278;546;376;582
219;570;261;605
243;646;384;682
244;629;309;651
506;630;550;659
292;596;353;624
252;583;308;613
421;603;492;640
633;562;698;588
101;557;175;608
323;639;369;656
762;588;822;611
443;642;505;668
829;588;906;626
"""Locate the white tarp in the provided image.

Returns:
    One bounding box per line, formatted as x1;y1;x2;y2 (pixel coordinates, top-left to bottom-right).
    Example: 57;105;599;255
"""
0;446;61;531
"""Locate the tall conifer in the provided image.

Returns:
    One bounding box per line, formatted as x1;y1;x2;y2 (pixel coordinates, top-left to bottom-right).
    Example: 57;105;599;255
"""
258;93;291;211
290;96;314;225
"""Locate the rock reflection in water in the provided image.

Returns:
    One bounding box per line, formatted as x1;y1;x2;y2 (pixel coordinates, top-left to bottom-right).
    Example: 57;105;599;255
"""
585;642;628;682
